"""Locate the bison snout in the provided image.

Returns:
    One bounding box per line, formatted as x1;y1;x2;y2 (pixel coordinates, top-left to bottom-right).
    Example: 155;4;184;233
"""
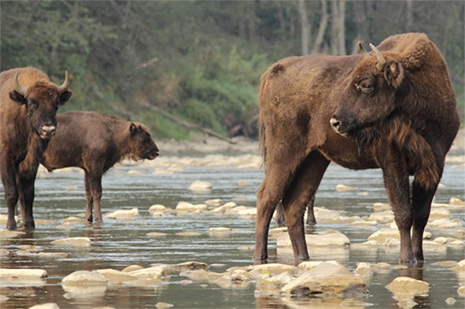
40;125;56;139
330;116;341;132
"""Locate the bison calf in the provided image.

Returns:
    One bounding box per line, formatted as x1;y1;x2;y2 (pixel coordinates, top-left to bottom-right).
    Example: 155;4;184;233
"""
41;111;159;222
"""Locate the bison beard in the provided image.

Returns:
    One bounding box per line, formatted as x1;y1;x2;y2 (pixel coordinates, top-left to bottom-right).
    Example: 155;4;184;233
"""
254;33;459;265
352;116;439;191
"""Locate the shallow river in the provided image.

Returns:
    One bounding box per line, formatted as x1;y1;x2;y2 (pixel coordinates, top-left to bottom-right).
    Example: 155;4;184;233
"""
0;150;464;309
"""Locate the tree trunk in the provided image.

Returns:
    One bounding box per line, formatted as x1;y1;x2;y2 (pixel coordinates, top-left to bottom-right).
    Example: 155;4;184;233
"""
352;1;369;54
297;0;310;55
406;0;414;31
313;0;328;53
337;0;346;55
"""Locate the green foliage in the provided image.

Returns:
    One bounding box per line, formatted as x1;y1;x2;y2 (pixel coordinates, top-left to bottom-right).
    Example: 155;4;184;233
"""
1;0;463;139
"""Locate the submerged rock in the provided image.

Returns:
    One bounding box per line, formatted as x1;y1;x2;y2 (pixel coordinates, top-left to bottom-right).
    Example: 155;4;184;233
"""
188;181;212;192
28;303;60;309
61;270;108;286
280;262;366;297
277;230;350;247
51;237;91;247
176;202;207;212
96;269;138;285
385;276;430;308
335;184;355;192
104;208;139;219
0;268;47;279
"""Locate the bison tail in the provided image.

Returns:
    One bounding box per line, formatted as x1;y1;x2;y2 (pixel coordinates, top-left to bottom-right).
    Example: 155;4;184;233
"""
258;76;268;170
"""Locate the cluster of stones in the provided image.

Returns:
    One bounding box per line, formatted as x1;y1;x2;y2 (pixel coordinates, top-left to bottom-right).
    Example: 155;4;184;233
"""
2;259;464;309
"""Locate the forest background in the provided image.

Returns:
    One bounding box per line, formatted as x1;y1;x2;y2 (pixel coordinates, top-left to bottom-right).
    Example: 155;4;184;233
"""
1;0;463;140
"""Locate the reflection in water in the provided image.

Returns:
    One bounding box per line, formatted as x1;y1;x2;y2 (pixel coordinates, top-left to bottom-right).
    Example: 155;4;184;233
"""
0;161;463;308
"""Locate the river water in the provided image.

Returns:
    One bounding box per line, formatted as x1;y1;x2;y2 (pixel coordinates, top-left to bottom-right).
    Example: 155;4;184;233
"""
0;146;464;309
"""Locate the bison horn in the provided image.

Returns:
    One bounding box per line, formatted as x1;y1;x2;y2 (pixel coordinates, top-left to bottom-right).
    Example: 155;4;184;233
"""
358;41;369;59
369;43;386;72
57;71;69;93
14;72;27;96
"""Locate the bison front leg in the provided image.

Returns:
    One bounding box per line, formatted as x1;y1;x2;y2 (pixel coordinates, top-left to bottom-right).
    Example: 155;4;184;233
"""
379;149;415;263
17;176;36;230
1;168;19;230
411;179;439;262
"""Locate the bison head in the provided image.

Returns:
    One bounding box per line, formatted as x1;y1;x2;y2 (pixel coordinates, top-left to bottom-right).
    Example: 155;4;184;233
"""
330;43;406;141
9;71;72;140
128;123;159;160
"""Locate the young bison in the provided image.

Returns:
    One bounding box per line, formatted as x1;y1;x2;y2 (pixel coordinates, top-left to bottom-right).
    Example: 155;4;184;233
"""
41;111;159;222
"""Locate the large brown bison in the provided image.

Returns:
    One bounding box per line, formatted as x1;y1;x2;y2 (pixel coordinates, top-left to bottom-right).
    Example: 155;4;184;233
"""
41;111;159;222
0;67;72;230
255;33;460;264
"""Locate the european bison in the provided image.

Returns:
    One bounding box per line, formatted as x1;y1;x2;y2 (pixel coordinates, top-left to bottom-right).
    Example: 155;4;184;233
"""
0;67;72;230
255;33;460;264
41;111;159;222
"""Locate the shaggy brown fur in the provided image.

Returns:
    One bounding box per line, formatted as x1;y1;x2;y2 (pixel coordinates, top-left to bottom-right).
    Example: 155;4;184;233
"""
41;111;159;222
255;33;460;264
0;67;72;230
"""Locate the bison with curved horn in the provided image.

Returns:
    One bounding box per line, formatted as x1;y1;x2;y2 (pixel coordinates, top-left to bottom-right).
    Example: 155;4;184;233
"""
255;33;459;264
0;66;72;230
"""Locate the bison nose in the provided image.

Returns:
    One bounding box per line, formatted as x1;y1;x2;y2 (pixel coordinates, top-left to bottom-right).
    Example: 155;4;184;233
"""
40;125;56;139
330;116;341;131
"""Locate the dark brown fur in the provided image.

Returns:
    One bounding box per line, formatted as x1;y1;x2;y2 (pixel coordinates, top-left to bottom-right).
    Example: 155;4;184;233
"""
0;67;72;230
41;111;159;222
255;33;460;264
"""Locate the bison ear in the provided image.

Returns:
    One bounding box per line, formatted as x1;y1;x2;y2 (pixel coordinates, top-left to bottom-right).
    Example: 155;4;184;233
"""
9;90;27;105
59;90;72;105
384;61;404;88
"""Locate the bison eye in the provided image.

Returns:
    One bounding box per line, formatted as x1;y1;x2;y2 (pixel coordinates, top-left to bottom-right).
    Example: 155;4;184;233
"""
360;84;374;94
28;99;38;109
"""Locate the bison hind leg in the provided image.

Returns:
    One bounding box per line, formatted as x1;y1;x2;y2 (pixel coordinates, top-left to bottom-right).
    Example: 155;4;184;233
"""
281;151;329;261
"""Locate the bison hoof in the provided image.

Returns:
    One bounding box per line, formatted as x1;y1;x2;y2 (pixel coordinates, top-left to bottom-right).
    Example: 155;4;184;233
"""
7;222;17;230
23;222;35;230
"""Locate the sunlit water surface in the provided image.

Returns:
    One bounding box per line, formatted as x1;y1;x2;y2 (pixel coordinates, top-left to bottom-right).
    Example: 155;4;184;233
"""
0;152;464;309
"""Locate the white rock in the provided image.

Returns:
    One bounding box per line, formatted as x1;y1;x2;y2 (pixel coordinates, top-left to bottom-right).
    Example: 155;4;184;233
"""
385;276;429;297
450;197;465;206
175;202;207;212
188;181;212;191
205;199;222;206
61;270;108;286
277;230;350;247
0;268;47;279
429;218;464;229
0;229;25;239
105;208;139;219
368;210;394;223
148;204;166;211
281;262;366;296
128;266;165;279
28;303;60;309
51;237;91;247
96;269;138;284
336;184;355;192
